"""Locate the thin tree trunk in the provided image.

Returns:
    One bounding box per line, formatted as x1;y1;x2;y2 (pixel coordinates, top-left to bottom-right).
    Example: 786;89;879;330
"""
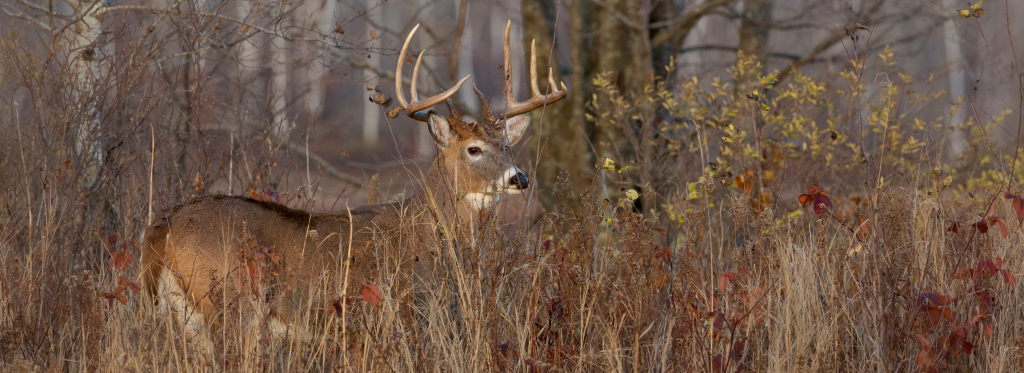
522;0;593;209
66;0;106;187
270;34;290;138
307;0;337;118
942;0;966;157
362;0;381;147
738;0;773;72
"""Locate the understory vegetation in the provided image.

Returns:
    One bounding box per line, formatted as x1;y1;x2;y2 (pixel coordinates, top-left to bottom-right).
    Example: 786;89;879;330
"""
3;9;1024;373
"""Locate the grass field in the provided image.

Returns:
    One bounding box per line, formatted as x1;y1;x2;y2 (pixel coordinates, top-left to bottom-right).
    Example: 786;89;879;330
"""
2;19;1024;373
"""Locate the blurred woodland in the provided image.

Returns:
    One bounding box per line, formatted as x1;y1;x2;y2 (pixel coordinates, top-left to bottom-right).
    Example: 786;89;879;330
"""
3;0;1024;371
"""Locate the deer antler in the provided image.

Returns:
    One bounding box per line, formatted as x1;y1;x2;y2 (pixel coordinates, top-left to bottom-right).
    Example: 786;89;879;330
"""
493;20;567;119
395;24;471;122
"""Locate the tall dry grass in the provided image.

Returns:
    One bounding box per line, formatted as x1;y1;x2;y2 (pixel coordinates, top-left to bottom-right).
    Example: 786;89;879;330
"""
2;5;1024;373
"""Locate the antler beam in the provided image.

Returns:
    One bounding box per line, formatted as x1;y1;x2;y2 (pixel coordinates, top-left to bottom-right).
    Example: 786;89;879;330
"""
497;20;567;119
395;24;471;122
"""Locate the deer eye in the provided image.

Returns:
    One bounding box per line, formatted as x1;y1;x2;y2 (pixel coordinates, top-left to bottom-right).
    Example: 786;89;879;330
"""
467;147;482;156
504;145;511;152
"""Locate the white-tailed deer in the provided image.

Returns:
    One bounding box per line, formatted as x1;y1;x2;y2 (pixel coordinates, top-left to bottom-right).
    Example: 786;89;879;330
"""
140;21;565;349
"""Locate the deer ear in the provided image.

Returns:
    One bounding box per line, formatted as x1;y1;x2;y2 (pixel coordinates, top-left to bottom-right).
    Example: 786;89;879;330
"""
427;112;455;148
504;113;532;145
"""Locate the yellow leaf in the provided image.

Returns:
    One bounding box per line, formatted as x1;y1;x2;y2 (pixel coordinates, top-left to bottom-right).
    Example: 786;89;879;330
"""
942;175;952;187
970;1;983;10
722;137;733;143
958;9;971;17
622;189;639;201
598;157;616;171
617;166;629;174
973;9;985;17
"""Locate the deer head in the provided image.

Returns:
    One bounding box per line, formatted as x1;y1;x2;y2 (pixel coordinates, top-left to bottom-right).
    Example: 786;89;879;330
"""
395;22;567;211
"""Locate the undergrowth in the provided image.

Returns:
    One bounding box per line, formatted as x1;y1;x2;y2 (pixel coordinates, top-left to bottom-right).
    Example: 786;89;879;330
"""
2;16;1024;373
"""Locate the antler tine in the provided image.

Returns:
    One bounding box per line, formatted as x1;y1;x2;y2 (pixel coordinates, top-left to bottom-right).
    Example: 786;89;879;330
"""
501;21;515;108
395;24;471;122
497;21;567;119
529;40;541;98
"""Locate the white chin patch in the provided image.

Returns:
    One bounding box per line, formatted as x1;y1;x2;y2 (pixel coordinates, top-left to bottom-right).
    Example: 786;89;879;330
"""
465;193;500;211
465;167;523;211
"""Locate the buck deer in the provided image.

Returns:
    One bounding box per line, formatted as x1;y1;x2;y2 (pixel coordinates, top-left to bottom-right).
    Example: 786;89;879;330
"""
140;21;566;350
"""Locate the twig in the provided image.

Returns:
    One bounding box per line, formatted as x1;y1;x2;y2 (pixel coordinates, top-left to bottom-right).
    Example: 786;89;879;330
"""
99;5;292;41
0;0;51;30
273;135;363;188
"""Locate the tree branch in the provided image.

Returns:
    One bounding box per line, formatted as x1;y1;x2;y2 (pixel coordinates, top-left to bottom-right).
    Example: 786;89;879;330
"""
775;32;842;83
0;0;50;30
99;5;292;41
649;0;735;49
681;44;802;60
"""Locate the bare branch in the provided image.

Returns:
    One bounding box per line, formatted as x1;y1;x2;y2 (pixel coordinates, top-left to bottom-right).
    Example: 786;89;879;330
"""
14;0;48;14
99;5;293;41
275;136;364;187
0;0;50;30
591;0;645;31
649;0;735;49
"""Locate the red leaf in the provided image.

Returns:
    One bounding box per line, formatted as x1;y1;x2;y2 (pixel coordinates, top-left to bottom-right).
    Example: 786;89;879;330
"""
1005;191;1024;219
962;341;974;354
713;312;726;329
329;293;343;318
118;276;140;294
798;194;813;207
990;217;1008;238
978;260;998;279
915;334;931;349
361;283;383;307
971;314;984;325
711;354;725;373
948;222;962;234
718;272;736;292
108;250;134;272
798;185;832;215
926;309;943;326
105;233;119;247
1001;269;1017;285
974;220;989;234
98;292;127;306
731;337;746;361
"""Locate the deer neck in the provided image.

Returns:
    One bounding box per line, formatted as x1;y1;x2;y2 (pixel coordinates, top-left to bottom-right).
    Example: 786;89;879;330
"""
408;156;496;234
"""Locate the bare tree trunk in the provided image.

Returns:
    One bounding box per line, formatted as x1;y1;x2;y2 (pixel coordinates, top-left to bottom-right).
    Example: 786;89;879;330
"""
66;0;107;187
522;0;594;209
451;0;477;116
270;34;290;138
307;0;337;117
361;0;381;147
738;0;774;72
942;0;966;158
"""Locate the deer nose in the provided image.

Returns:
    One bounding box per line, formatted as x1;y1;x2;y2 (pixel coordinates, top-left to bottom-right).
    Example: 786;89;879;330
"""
510;171;529;189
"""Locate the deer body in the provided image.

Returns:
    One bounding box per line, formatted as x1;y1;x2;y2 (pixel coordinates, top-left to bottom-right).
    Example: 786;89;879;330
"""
140;21;565;350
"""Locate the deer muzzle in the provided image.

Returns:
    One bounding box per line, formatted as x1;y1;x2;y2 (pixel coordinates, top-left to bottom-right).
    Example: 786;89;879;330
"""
510;171;529;190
